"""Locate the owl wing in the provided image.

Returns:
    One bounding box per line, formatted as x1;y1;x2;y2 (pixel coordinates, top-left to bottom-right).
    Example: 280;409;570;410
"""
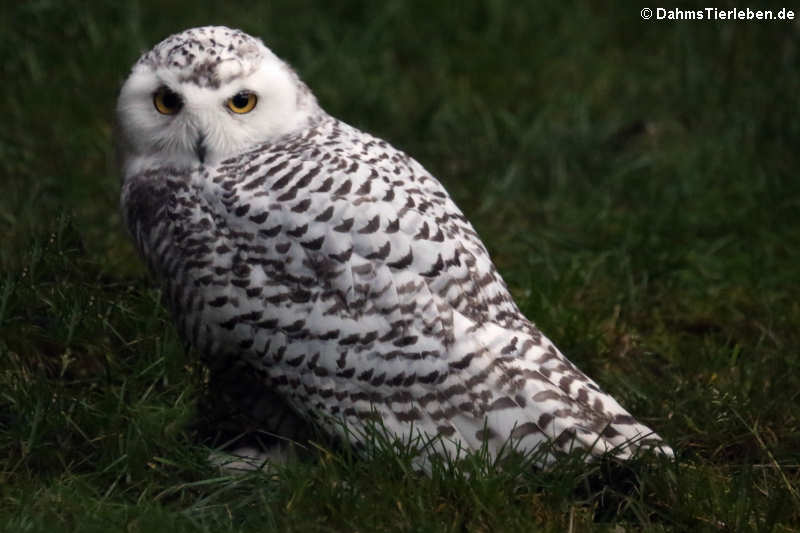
203;122;671;463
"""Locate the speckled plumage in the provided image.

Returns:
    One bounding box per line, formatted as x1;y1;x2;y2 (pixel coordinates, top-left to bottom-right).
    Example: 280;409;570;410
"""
117;26;672;466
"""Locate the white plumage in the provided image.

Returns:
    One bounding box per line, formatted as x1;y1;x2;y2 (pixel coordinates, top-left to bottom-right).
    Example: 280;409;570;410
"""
117;26;672;466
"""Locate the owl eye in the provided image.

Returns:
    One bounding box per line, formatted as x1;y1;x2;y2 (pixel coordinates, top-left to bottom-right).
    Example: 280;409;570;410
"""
153;87;183;115
226;91;257;114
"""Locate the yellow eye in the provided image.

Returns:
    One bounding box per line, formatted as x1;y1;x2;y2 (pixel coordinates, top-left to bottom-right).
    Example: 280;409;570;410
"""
226;91;257;114
153;87;182;115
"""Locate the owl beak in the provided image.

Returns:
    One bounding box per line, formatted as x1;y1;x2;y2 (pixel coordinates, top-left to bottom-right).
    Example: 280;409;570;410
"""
194;133;207;164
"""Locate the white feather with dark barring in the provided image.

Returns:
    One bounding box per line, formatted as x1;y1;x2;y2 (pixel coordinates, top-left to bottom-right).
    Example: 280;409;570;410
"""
116;26;673;470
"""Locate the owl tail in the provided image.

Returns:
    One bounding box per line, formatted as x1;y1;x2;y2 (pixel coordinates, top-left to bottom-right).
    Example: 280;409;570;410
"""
422;311;673;465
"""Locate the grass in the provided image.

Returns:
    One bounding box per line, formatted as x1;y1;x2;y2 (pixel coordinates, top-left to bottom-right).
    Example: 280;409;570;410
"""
1;0;799;530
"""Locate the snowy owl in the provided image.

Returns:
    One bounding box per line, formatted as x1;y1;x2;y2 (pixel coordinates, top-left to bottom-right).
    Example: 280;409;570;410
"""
117;26;672;466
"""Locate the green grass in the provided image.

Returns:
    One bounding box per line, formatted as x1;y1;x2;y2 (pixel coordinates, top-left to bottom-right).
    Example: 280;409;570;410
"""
2;1;799;531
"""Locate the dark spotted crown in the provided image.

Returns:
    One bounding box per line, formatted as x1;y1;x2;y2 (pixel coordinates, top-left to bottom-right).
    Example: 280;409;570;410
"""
136;26;266;88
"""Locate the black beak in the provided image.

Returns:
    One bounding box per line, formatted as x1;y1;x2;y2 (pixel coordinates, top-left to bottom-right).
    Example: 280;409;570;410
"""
194;134;207;164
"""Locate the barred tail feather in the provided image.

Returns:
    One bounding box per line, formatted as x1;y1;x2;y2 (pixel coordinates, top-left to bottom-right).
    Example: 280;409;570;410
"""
420;311;673;465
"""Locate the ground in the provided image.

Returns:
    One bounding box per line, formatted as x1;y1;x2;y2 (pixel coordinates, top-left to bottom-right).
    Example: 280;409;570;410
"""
1;1;799;531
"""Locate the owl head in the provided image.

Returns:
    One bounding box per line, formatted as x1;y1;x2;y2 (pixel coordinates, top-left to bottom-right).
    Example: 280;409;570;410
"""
115;26;320;176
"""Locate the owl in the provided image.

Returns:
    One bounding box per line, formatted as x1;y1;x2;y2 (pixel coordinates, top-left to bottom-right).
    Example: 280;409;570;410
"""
116;26;672;467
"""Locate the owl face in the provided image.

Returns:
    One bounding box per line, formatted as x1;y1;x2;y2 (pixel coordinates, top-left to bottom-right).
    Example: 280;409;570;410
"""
116;26;319;176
